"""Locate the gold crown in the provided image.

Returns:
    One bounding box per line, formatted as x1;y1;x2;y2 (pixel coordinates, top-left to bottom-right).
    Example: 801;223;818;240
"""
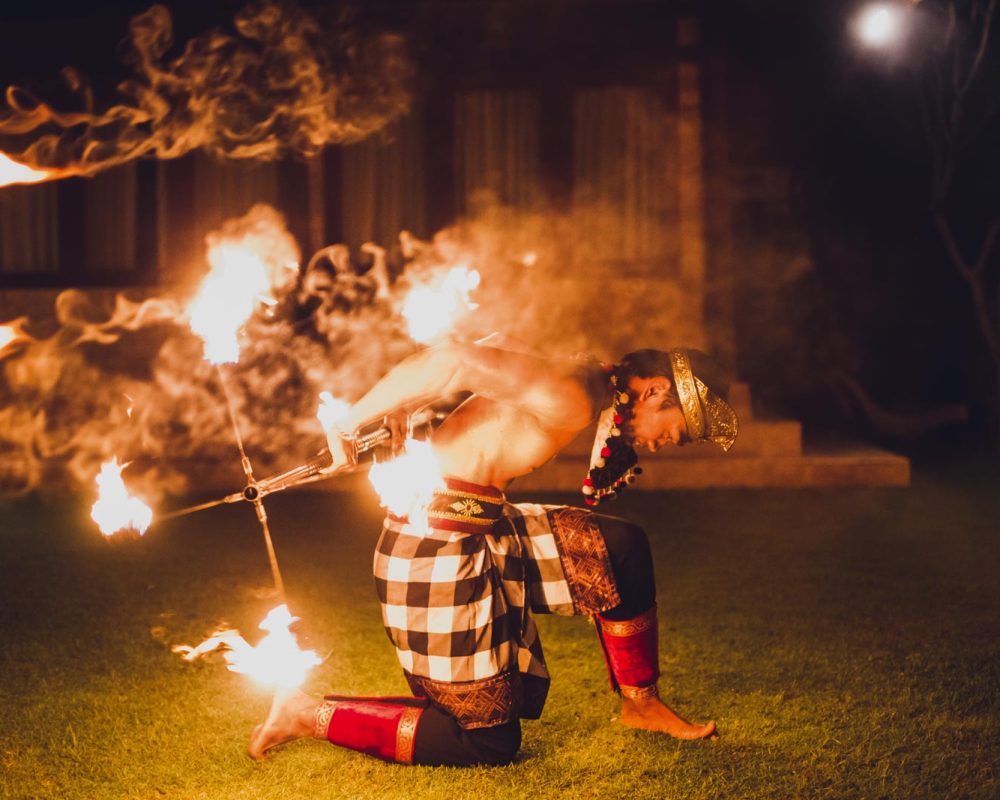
668;349;739;452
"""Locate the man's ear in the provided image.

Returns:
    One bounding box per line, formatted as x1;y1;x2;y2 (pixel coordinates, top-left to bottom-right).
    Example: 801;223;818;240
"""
645;375;672;400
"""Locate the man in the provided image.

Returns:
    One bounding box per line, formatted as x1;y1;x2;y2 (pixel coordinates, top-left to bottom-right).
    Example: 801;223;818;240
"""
249;341;738;765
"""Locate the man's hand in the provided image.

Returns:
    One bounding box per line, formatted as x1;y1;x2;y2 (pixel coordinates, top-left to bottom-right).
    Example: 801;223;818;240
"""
383;409;410;457
324;428;357;472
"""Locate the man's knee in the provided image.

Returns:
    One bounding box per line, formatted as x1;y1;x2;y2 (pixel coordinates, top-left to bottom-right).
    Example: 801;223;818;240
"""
598;516;652;565
468;719;521;766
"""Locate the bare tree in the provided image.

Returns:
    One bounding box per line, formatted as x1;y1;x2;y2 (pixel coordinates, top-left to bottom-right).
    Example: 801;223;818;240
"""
917;0;1000;446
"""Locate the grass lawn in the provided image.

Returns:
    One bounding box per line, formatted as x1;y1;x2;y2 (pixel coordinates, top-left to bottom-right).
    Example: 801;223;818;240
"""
2;458;999;800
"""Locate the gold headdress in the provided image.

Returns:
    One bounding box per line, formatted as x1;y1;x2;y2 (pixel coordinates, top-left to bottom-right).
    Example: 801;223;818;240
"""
668;349;739;451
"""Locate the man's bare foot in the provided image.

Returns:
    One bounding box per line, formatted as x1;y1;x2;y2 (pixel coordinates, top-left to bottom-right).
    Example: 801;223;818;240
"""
620;694;716;740
248;690;321;760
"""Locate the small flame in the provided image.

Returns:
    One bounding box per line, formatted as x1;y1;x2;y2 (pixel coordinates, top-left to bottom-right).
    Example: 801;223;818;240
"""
521;251;538;267
402;266;480;344
316;391;351;431
368;439;445;533
172;604;321;689
0;152;56;188
90;458;153;536
0;319;29;358
187;243;271;364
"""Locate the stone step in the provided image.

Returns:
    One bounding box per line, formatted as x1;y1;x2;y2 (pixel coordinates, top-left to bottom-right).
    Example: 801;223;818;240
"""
510;443;909;492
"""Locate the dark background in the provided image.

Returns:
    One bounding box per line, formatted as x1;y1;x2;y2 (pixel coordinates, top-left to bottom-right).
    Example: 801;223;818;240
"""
0;0;996;452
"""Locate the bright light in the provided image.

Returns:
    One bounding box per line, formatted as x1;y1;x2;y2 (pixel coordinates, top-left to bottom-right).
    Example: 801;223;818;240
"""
173;604;321;689
401;266;480;344
90;458;153;536
368;439;445;534
316;391;351;431
0;152;53;188
187;243;271;364
853;3;907;48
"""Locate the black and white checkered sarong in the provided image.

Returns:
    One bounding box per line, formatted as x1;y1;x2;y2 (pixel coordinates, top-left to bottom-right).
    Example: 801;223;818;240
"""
373;478;621;729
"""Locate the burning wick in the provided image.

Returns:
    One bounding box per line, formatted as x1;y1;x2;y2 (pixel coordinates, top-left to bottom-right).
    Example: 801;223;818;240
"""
90;458;153;536
402;266;481;344
173;604;321;689
316;391;351;431
368;439;445;534
187;244;272;364
0;152;55;188
0;318;30;359
521;251;538;268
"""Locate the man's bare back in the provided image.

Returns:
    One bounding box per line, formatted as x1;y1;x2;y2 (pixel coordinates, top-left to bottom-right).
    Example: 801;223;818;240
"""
432;394;589;489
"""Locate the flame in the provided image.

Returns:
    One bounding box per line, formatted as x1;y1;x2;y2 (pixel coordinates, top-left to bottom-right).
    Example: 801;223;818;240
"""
521;251;538;267
368;439;445;533
316;391;351;431
187;243;272;364
401;266;480;344
0;318;30;358
90;458;153;536
173;604;321;689
0;152;57;188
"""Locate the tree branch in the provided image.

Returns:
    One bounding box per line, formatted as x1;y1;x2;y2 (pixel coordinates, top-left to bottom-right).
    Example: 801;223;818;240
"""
958;0;998;98
934;213;1000;360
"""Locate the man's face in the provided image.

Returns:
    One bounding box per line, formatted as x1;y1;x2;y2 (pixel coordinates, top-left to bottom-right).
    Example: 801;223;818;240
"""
625;376;691;452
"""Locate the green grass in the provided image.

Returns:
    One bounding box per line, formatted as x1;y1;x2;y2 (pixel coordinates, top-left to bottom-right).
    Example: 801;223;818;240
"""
2;460;999;799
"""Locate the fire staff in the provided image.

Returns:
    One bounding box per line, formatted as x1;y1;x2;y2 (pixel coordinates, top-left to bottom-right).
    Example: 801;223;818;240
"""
248;341;738;765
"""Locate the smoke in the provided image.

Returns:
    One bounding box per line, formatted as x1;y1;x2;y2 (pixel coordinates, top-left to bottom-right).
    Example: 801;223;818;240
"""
0;1;412;177
0;189;706;504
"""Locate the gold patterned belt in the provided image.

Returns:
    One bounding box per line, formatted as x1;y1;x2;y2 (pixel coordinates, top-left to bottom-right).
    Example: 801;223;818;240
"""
425;477;506;534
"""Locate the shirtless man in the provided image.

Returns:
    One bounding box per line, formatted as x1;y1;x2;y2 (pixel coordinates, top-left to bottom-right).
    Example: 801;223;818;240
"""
249;340;738;765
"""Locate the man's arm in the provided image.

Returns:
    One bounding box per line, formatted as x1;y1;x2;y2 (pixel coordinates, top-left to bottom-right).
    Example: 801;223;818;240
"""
333;339;595;437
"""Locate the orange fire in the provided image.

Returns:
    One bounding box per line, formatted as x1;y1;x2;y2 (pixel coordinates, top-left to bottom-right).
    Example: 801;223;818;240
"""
187;244;274;364
402;266;480;344
173;604;321;689
0;318;30;358
316;391;351;431
0;152;57;188
368;439;444;533
90;458;153;536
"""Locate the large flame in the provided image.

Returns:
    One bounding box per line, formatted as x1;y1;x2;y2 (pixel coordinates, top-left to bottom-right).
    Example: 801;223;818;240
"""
187;244;273;364
368;439;445;533
90;458;153;536
402;266;480;344
173;604;321;689
187;205;299;364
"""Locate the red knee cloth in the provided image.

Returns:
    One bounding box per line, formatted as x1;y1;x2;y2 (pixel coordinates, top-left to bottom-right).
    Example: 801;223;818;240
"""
317;699;424;764
596;605;659;697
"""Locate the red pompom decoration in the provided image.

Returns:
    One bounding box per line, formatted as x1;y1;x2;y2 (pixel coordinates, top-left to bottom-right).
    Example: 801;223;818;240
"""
613;414;623;425
600;446;612;458
583;477;593;487
584;497;597;506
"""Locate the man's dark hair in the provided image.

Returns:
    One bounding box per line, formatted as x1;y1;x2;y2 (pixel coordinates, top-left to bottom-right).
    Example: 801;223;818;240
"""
616;348;731;402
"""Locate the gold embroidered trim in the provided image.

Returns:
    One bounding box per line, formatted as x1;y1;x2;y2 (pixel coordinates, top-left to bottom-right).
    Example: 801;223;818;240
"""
670;349;706;441
314;700;337;740
547;507;622;615
437;488;506;506
394;707;422;764
409;672;517;730
620;683;659;700
426;510;495;525
598;606;657;638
